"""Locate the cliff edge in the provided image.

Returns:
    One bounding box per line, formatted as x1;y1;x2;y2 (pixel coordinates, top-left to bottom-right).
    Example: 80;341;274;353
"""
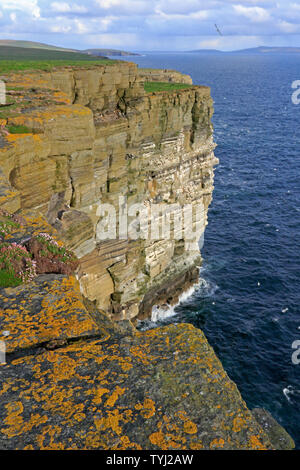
0;62;294;450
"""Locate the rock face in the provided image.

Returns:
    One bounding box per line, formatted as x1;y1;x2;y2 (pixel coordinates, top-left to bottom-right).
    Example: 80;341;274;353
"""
138;68;193;84
0;62;218;320
0;64;295;450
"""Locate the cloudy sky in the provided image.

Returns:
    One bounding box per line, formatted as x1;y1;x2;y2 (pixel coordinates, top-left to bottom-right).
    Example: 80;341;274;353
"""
0;0;300;51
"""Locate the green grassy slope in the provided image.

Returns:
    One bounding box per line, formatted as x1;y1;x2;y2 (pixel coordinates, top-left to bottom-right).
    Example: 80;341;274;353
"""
0;46;114;73
144;82;194;93
0;45;107;60
0;40;76;52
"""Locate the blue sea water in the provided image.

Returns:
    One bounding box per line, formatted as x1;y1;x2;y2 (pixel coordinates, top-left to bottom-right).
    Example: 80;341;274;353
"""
120;52;300;448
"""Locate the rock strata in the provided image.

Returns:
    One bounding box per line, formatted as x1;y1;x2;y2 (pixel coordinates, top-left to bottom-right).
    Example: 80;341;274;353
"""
138;68;193;84
0;63;295;450
0;62;217;319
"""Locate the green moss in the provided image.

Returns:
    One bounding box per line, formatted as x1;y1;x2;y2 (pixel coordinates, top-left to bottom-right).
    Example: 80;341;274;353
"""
0;242;36;287
36;234;76;263
144;82;194;93
0;269;22;287
0;215;20;237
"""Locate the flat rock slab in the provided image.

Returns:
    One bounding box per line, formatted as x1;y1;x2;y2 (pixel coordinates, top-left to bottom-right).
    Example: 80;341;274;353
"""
0;322;273;450
0;275;99;353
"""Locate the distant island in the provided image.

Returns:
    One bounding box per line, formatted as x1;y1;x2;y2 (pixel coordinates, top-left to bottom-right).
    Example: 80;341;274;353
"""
1;40;299;57
189;46;300;54
84;49;141;57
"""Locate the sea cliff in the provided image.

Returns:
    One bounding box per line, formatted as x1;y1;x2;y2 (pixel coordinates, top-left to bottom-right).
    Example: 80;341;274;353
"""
0;62;217;320
0;62;294;450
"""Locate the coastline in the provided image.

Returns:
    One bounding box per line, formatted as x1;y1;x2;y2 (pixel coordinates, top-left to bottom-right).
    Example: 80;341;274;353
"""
0;61;295;450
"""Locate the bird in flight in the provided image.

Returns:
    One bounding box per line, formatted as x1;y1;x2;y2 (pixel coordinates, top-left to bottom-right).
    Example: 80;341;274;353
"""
215;24;223;36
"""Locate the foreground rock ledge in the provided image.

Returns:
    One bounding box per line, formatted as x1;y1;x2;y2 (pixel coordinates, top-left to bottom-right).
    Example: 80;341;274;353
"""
0;274;294;450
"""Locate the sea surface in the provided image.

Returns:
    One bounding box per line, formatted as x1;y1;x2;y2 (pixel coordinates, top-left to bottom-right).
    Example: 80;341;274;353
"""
118;52;300;448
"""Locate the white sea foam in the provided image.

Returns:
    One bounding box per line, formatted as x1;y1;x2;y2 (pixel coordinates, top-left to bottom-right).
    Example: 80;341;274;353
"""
151;284;198;323
151;276;218;323
283;385;300;403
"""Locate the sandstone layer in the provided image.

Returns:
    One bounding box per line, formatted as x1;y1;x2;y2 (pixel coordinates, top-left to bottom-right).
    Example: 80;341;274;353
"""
138;68;193;84
0;62;217;320
0;62;294;450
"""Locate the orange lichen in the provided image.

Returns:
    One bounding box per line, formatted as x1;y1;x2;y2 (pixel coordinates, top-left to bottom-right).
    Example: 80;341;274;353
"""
36;425;64;450
183;420;197;435
94;409;124;435
1;401;49;439
104;386;126;408
233;416;246;433
149;431;165;447
0;274;98;354
210;438;225;449
135;398;156;419
249;435;268;450
91;387;110;405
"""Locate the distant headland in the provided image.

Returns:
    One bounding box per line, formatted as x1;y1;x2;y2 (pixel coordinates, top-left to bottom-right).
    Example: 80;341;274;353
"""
0;39;141;58
188;46;300;54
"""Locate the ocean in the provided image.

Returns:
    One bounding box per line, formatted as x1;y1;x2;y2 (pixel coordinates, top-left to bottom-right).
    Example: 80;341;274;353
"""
118;52;300;448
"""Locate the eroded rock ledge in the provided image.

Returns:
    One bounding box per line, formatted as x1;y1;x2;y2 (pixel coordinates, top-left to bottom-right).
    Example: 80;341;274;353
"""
0;252;289;450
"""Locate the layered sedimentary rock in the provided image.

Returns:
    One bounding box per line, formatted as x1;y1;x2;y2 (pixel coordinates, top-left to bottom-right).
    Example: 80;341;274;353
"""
0;63;295;450
138;68;193;84
0;62;217;320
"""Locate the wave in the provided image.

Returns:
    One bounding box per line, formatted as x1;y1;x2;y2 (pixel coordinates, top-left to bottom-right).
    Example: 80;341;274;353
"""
283;385;300;404
151;284;198;323
151;275;218;323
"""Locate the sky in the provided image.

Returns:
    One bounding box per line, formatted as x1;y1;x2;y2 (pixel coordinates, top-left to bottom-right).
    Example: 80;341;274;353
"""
0;0;300;51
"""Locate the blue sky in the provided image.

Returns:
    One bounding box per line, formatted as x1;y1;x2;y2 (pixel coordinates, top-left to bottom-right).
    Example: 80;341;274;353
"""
0;0;300;51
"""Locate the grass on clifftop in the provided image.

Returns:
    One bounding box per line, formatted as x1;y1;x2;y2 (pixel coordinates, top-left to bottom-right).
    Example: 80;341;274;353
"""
0;59;115;73
144;81;194;93
0;45;116;73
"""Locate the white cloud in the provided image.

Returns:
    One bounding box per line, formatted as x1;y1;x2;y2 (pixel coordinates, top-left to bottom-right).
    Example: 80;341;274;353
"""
290;3;300;10
50;2;88;13
233;5;271;22
95;0;150;15
189;10;210;20
1;0;40;19
153;7;209;20
50;23;72;33
277;20;299;33
51;2;71;13
199;39;222;49
88;32;137;47
74;19;89;34
0;0;298;51
96;0;125;8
